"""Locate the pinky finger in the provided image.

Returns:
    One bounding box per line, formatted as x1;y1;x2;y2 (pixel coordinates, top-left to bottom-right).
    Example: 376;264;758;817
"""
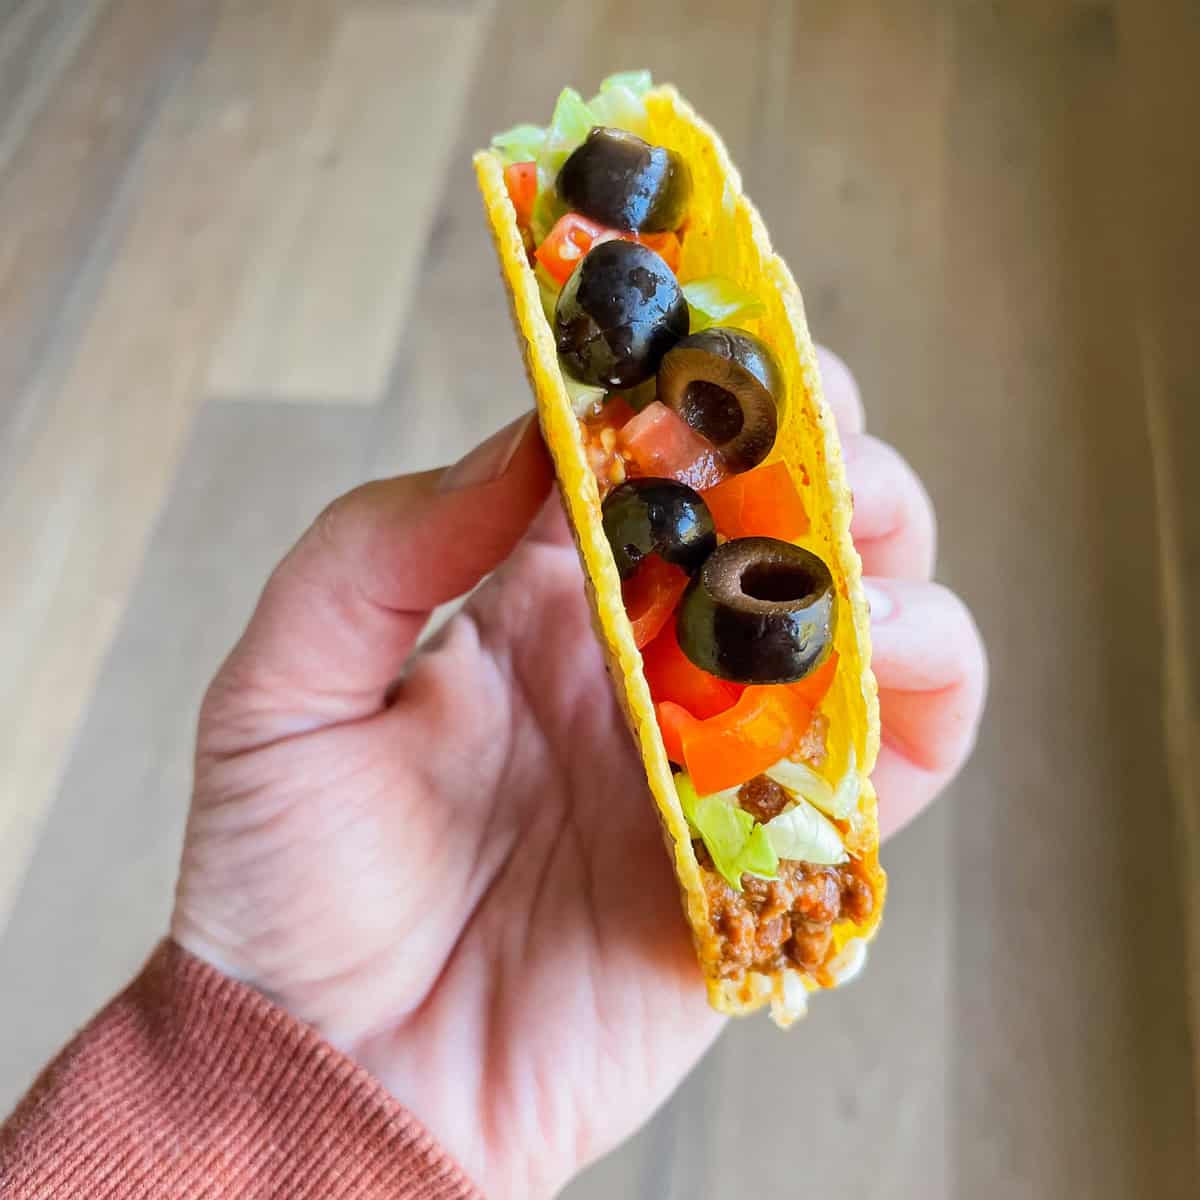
864;577;988;837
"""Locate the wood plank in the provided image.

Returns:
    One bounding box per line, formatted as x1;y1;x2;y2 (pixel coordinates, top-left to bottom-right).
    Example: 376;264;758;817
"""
204;2;487;405
943;4;1196;1195
0;0;210;484
0;399;373;1112
1116;0;1200;1142
0;0;486;929
0;0;107;176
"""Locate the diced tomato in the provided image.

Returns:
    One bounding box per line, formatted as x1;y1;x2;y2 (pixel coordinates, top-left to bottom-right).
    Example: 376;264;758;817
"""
535;212;613;285
503;162;537;228
641;620;743;719
622;556;689;649
658;686;814;795
702;460;810;541
638;230;682;274
535;212;683;286
654;652;840;793
597;395;636;431
618;402;728;490
581;398;637;495
657;700;692;765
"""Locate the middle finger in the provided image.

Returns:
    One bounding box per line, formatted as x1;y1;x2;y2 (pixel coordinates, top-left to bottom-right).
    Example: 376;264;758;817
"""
844;433;937;581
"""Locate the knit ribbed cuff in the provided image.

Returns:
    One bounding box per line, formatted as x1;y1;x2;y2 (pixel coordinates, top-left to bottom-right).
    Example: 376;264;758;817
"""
0;940;483;1199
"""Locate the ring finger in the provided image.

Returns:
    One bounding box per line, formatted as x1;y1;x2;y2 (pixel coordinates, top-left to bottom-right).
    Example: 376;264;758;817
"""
844;433;937;581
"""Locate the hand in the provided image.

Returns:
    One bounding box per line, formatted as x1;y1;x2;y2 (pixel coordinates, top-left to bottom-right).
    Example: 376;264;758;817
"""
172;349;986;1199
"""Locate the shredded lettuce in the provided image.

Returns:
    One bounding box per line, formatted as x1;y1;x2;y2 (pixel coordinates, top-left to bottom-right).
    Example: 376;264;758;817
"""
538;87;596;193
536;264;560;321
598;69;652;97
562;371;606;416
766;751;859;820
765;759;835;815
588;85;646;134
676;774;778;890
829;749;861;821
762;797;848;865
491;122;546;164
530;184;567;245
501;74;654;243
683;276;766;332
589;70;652;132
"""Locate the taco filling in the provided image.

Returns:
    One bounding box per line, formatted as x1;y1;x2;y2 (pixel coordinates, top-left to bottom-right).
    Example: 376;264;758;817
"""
488;73;877;990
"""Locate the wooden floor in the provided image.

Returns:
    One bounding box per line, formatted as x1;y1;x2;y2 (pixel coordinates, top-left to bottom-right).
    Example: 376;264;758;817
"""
1;1;1197;1195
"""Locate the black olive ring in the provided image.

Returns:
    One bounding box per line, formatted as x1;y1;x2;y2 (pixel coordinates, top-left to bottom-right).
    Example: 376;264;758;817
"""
676;537;836;684
657;328;782;472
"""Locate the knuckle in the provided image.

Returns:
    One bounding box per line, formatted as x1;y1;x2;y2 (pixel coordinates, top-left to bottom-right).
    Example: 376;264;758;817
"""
309;480;392;558
849;435;938;576
931;582;989;702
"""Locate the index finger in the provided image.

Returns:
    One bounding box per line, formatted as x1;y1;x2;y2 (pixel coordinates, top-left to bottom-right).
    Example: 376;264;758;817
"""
815;344;866;436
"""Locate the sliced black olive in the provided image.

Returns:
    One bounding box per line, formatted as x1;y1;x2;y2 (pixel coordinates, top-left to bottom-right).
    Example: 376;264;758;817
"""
555;240;688;389
677;537;835;683
657;328;781;471
557;127;692;233
602;478;716;580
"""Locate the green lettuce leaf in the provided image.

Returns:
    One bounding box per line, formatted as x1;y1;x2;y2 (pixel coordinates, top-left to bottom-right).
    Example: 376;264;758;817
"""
675;774;779;890
589;70;652;133
683;276;766;332
530;187;567;246
535;263;560;321
588;84;646;134
598;69;652;97
764;759;835;816
538;87;596;190
766;750;860;820
829;751;862;822
762;796;848;865
491;122;546;164
562;370;606;416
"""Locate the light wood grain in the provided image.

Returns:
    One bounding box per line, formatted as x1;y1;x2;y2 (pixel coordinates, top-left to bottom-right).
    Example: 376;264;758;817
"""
0;0;488;926
0;0;209;480
0;0;215;928
0;0;106;177
1117;0;1200;1140
942;5;1195;1195
205;2;488;404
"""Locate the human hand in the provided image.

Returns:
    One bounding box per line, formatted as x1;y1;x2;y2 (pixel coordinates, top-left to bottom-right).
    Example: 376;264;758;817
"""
172;349;986;1199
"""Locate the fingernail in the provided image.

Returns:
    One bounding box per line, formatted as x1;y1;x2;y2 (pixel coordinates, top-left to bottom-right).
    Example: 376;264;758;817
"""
439;413;533;492
862;582;895;624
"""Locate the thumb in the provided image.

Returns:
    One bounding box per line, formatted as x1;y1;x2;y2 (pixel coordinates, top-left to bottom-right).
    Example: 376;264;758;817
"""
202;413;552;752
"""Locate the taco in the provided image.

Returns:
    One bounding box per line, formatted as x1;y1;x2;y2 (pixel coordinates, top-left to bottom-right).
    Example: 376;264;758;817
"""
474;73;885;1025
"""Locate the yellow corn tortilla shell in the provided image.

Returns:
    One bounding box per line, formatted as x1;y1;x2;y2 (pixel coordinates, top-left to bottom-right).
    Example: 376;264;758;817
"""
475;85;885;1024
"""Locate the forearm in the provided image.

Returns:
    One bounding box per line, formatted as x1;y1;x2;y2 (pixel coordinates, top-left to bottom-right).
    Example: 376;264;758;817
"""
0;941;482;1199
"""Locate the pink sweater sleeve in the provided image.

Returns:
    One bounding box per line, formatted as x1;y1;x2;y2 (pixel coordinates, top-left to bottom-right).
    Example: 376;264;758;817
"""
0;940;484;1199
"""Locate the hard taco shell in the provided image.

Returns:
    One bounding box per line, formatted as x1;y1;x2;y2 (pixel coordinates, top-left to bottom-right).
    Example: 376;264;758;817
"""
474;85;885;1023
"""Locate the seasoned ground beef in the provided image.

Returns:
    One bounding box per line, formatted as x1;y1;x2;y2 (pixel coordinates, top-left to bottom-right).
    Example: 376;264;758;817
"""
736;775;790;823
698;849;874;980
